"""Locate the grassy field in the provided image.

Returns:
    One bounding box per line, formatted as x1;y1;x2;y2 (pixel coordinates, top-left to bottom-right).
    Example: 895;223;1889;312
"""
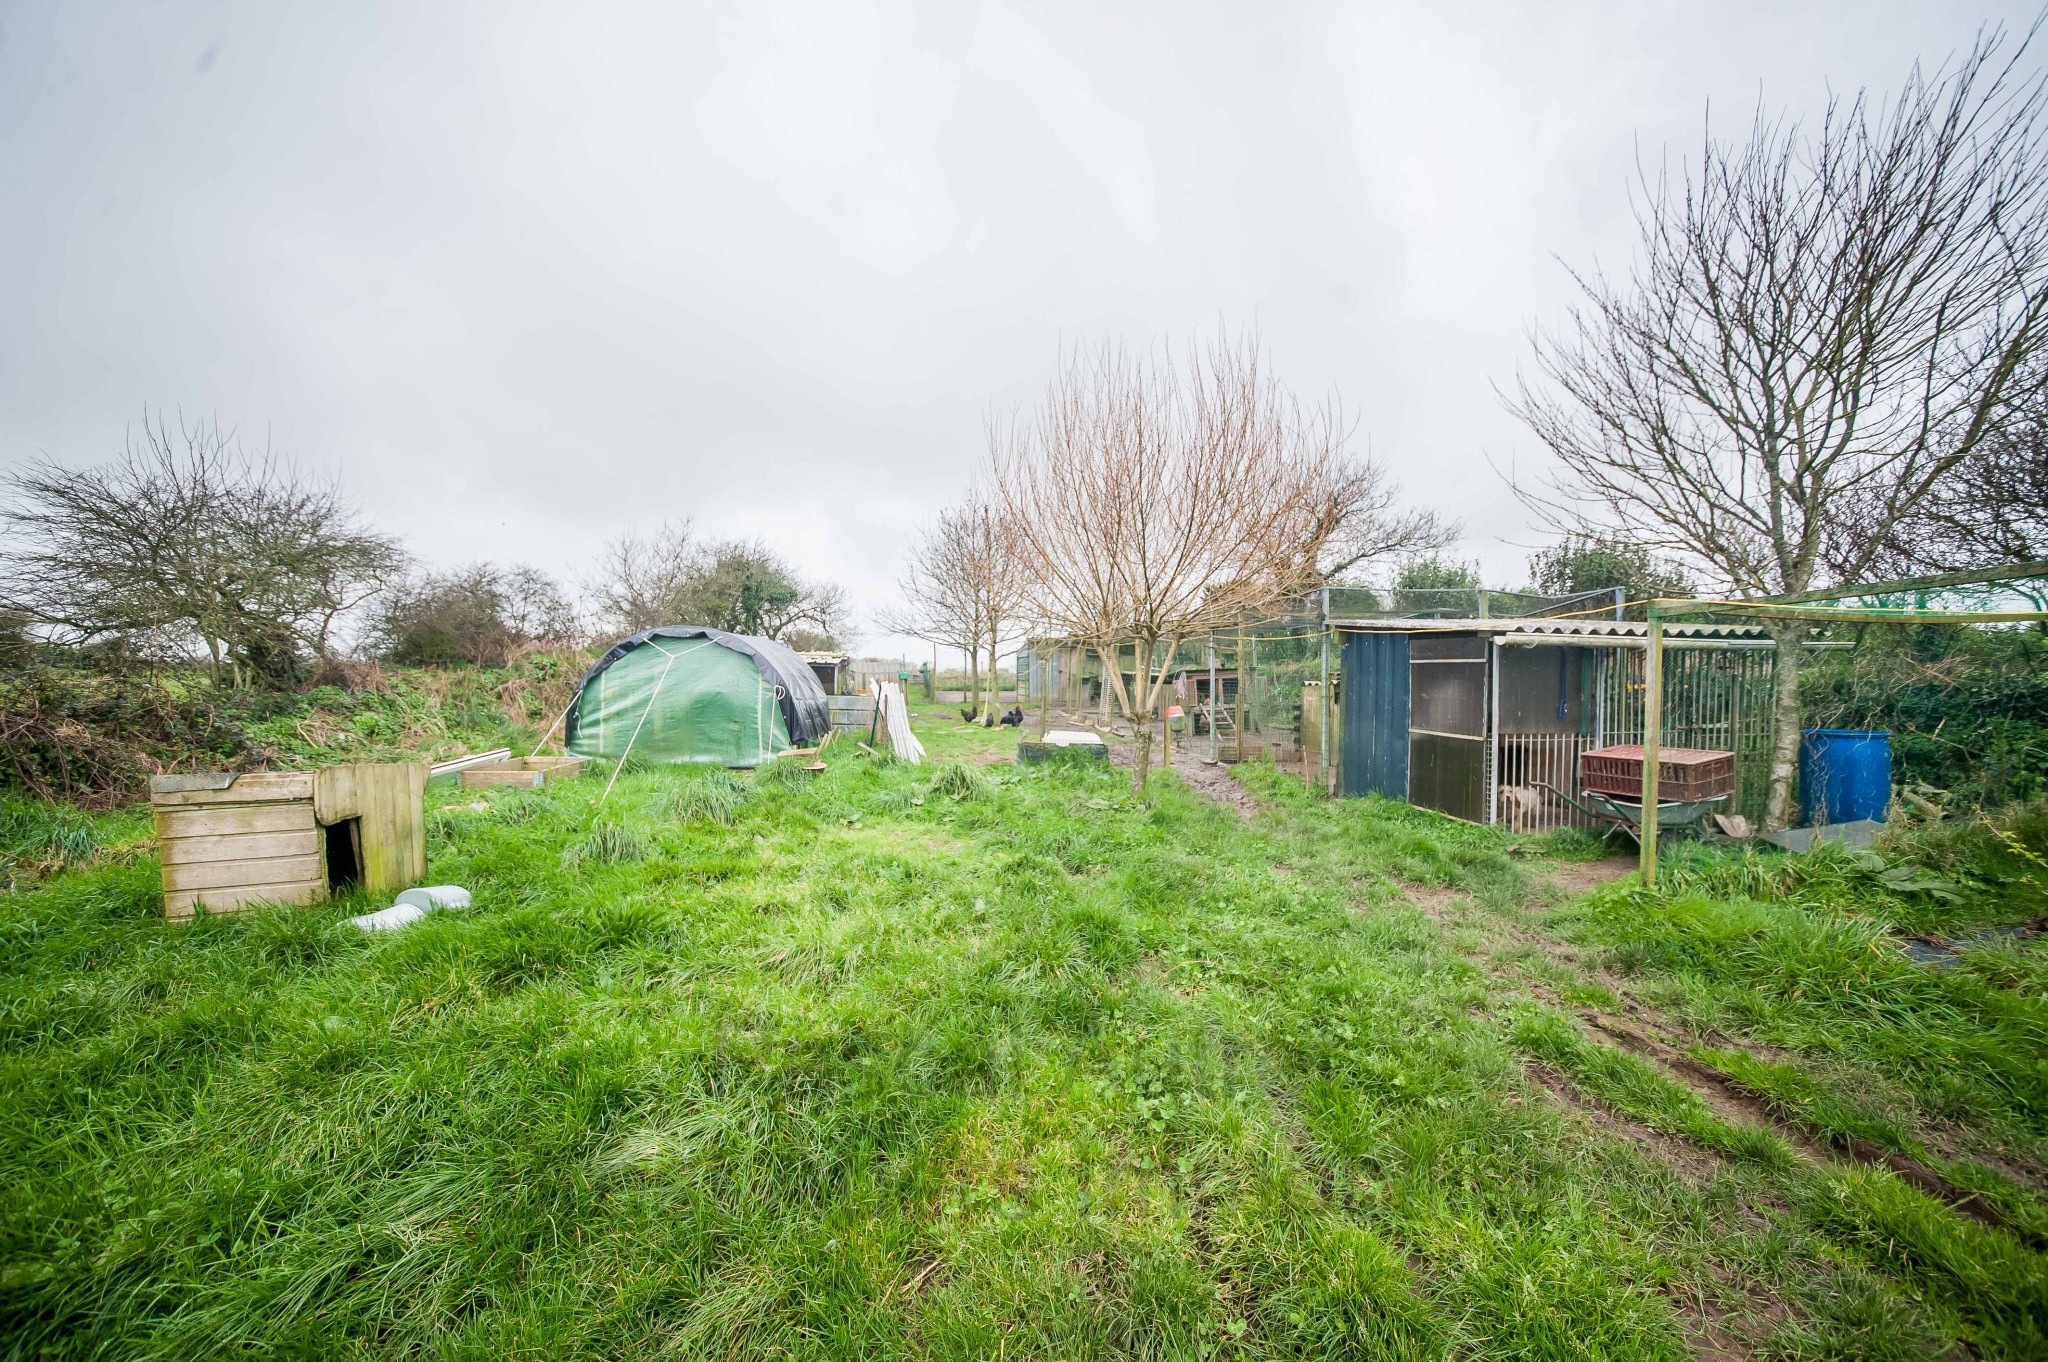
3;704;2046;1359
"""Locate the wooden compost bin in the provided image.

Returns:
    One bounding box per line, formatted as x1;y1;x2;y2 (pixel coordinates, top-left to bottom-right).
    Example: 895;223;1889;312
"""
149;763;427;920
457;755;588;789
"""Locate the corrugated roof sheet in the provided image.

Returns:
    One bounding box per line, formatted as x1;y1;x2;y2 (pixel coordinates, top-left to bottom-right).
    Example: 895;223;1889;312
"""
1329;617;1769;639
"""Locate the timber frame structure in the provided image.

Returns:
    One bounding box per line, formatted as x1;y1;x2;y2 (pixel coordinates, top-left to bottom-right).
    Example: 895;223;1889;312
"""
1629;560;2048;879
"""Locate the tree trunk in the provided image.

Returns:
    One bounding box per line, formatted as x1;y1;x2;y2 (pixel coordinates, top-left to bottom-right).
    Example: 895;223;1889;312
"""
1763;624;1806;830
984;633;999;724
966;649;979;711
1100;641;1150;792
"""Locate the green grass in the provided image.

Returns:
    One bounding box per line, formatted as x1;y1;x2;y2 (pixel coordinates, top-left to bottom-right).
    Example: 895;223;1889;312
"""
1549;835;2048;1181
4;720;2046;1357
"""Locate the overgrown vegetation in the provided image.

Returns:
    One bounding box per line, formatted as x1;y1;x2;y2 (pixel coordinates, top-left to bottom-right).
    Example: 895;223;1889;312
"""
0;654;583;805
1803;624;2048;807
4;721;2044;1357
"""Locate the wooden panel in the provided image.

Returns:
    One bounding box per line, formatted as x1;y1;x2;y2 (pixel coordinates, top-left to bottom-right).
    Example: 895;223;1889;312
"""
163;853;323;892
317;762;426;893
155;803;315;840
166;879;326;921
459;756;586;790
148;771;314;806
157;829;320;865
314;762;423;821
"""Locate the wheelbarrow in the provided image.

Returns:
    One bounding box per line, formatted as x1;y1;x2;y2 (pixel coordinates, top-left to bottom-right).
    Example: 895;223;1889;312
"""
1531;781;1727;848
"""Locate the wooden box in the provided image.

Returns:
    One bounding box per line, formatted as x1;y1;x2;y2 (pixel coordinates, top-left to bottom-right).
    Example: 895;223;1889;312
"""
458;755;588;789
149;763;426;920
1579;745;1736;801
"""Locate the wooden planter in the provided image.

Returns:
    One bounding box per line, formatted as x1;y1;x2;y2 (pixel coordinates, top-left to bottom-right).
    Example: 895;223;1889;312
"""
150;763;426;920
458;755;589;790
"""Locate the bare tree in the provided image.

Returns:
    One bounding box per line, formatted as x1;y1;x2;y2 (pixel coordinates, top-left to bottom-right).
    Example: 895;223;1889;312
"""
0;411;404;686
1316;452;1460;580
878;508;992;706
587;525;845;644
996;334;1362;789
587;521;698;635
1849;371;2048;575
1508;28;2048;827
374;564;580;666
889;496;1028;722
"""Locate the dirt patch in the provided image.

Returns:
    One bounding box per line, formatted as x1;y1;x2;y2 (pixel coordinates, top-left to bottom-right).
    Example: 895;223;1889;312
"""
1163;751;1261;819
1093;724;1261;820
1404;885;1465;921
1547;857;1638;896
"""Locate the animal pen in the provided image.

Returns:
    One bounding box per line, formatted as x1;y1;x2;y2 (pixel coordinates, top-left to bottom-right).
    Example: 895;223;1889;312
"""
1024;585;1777;833
1334;615;1777;832
1624;562;2048;876
1022;563;2048;862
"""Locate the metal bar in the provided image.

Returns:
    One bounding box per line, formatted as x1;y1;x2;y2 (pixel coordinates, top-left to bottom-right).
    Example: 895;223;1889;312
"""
1499;636;1778;650
1640;611;1664;882
1318;591;1332;795
1235;624;1247;762
1761;558;2048;604
1487;636;1501;826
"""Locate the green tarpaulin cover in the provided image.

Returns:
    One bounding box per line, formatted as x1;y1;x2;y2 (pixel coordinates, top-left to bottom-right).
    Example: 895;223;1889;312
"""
568;635;792;766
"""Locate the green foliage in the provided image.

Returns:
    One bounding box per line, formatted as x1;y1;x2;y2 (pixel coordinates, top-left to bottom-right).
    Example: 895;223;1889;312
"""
0;798;145;890
1527;533;1694;615
1391;555;1482;615
1803;624;2048;807
372;564;577;666
752;755;817;790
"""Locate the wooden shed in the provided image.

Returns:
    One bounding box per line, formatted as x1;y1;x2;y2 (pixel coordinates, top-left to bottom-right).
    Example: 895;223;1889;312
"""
149;763;427;920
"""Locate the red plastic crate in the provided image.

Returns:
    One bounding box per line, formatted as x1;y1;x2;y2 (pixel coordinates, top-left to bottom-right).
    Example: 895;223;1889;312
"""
1579;745;1735;800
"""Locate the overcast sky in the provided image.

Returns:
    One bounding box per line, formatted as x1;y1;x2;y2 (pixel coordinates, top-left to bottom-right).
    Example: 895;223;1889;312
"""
0;1;2033;656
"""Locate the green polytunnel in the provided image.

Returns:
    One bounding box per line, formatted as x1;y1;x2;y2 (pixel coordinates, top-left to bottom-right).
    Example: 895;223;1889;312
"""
566;627;832;767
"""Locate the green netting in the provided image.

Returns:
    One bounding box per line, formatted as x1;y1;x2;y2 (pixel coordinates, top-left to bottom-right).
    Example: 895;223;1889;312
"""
1650;562;2048;625
568;636;791;767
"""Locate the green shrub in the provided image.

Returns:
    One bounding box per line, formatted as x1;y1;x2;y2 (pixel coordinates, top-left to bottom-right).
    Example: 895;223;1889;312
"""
667;770;749;826
753;757;816;791
928;762;992;802
561;823;649;869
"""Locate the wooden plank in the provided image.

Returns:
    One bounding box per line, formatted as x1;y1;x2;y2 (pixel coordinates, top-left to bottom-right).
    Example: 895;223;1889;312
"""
314;761;424;821
460;766;545;788
459;756;587;789
155;803;315;840
157;829;320;865
166;879;326;920
148;771;314;806
163;853;323;892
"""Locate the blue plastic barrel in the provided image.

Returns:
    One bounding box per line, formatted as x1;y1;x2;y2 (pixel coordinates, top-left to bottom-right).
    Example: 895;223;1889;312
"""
1798;729;1892;825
